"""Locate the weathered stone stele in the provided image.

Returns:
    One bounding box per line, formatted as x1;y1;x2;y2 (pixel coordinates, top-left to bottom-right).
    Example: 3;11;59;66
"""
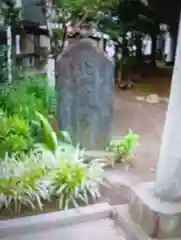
56;39;114;150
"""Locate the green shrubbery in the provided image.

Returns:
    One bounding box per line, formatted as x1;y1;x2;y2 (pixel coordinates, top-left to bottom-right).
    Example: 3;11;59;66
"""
0;75;56;119
0;111;33;158
0;75;56;158
107;130;140;165
0;75;105;213
0;119;105;212
0;73;139;215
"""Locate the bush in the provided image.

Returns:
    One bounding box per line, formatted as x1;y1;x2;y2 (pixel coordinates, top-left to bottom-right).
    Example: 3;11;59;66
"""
47;146;105;209
0;111;33;158
0;75;56;156
35;111;72;153
0;145;105;212
107;129;140;164
0;75;56;120
0;151;50;212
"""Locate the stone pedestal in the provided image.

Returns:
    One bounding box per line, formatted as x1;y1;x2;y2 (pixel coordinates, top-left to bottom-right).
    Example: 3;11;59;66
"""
129;182;181;239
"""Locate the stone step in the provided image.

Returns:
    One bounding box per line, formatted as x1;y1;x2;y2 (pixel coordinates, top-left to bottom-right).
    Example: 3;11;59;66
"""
113;204;181;240
2;218;126;240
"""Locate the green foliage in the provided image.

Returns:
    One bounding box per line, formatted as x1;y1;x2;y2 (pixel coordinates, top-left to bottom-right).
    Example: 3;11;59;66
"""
107;130;140;164
120;55;139;73
99;0;156;43
0;145;105;212
39;0;115;55
35;112;72;153
0;45;8;83
35;111;59;153
0;151;49;212
0;6;21;26
0;75;56;120
48;147;105;209
53;0;114;22
0;111;33;158
0;75;56;156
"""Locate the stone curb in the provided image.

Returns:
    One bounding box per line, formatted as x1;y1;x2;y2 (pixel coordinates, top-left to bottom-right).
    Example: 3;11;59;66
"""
113;204;148;240
0;203;113;238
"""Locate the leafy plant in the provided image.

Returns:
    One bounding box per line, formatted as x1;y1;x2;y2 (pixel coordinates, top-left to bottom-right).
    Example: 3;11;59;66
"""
0;75;56;120
35;111;72;153
0;75;57;154
0;111;33;158
107;130;140;164
47;146;105;209
20;75;56;115
0;151;49;212
0;145;105;212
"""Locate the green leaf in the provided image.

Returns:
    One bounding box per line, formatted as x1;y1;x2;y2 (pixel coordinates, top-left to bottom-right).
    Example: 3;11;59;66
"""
35;111;58;153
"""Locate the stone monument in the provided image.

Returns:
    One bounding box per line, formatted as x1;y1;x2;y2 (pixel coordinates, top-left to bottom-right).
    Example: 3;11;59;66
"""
56;39;114;150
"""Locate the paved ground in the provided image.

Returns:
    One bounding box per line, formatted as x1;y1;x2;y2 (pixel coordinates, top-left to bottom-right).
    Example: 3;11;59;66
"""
3;219;126;240
112;80;169;181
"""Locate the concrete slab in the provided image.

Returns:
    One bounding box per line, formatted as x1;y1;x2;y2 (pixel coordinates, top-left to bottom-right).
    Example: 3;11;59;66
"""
0;203;112;238
1;219;126;240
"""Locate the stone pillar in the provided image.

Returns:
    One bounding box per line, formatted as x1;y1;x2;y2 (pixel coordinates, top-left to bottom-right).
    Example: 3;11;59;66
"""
122;13;181;239
154;14;181;202
15;35;21;55
47;57;55;87
7;26;12;83
40;34;55;87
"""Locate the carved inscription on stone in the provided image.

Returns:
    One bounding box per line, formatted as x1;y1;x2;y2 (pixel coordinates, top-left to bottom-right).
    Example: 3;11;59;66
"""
56;39;114;150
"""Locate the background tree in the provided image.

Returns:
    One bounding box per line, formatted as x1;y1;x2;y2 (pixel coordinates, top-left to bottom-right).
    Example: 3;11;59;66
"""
0;1;21;83
149;0;181;64
36;0;115;85
38;0;115;57
99;0;155;86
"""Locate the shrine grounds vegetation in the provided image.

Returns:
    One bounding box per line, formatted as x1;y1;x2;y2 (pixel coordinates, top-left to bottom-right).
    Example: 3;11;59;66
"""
0;75;139;217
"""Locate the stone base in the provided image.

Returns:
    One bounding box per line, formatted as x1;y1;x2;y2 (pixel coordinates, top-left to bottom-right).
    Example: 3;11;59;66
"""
114;204;153;240
129;182;181;239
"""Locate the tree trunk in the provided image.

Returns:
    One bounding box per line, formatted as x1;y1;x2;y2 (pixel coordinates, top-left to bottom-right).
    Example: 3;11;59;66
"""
151;33;156;65
165;24;178;65
61;25;67;51
114;44;120;85
103;39;107;52
169;28;178;64
43;0;56;87
135;34;142;61
121;34;129;81
154;13;181;202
